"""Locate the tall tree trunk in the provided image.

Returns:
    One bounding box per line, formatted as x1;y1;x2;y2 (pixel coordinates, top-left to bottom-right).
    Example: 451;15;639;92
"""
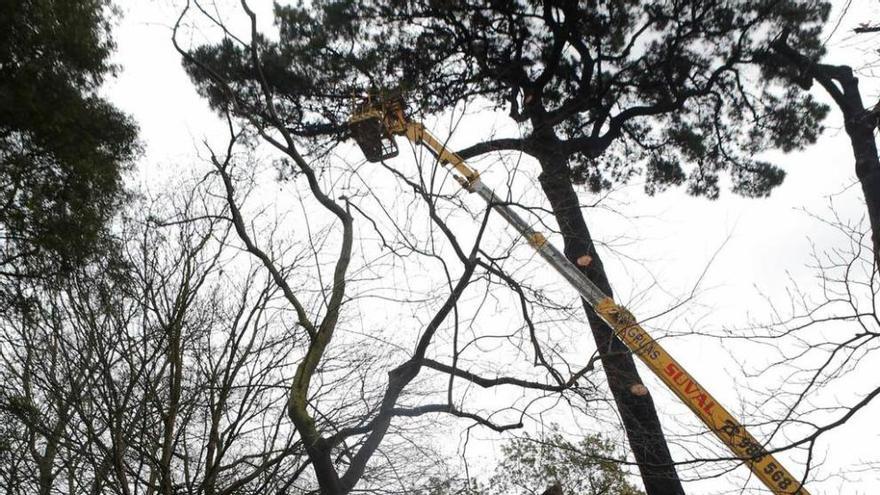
159;322;183;495
771;39;880;266
844;103;880;266
821;64;880;265
536;147;685;495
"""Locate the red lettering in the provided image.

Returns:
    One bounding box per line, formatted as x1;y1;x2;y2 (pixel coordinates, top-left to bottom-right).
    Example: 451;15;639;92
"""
665;363;678;377
673;372;688;386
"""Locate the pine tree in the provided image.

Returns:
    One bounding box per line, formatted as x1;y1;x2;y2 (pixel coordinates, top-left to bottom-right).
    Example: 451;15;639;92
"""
0;0;138;288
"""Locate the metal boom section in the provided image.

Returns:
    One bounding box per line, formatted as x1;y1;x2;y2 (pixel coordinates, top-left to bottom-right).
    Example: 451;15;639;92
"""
349;98;810;495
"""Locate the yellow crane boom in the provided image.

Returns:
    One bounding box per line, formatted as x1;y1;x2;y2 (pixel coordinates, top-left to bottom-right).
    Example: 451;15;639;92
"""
348;93;809;495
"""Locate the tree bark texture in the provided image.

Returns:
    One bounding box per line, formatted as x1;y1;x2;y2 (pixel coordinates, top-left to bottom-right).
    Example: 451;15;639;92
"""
536;145;685;495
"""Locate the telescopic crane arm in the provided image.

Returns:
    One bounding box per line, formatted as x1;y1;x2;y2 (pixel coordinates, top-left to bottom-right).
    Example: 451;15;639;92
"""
348;93;810;495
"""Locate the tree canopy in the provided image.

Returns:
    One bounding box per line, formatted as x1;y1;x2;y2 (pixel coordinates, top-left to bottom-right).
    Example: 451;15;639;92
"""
0;0;138;285
488;429;644;495
186;0;830;198
421;428;644;495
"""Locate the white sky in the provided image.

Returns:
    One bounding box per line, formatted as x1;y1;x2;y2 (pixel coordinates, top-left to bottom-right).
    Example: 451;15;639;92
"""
104;1;880;493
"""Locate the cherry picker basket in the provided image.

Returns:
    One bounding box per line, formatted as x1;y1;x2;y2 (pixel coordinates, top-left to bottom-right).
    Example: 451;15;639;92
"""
348;91;406;162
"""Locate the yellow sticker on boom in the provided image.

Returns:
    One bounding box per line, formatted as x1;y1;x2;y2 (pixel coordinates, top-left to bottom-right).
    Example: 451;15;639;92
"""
595;298;809;495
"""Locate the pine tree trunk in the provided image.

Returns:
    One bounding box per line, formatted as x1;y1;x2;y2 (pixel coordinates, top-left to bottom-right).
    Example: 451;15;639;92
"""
536;148;685;495
845;109;880;268
769;40;880;266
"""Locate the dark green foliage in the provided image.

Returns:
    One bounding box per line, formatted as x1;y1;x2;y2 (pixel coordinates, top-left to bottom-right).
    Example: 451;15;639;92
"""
0;0;138;280
184;0;830;199
418;427;644;495
488;429;644;495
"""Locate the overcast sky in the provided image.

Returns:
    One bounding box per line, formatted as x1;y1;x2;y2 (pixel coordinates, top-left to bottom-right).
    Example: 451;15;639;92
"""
103;1;880;493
